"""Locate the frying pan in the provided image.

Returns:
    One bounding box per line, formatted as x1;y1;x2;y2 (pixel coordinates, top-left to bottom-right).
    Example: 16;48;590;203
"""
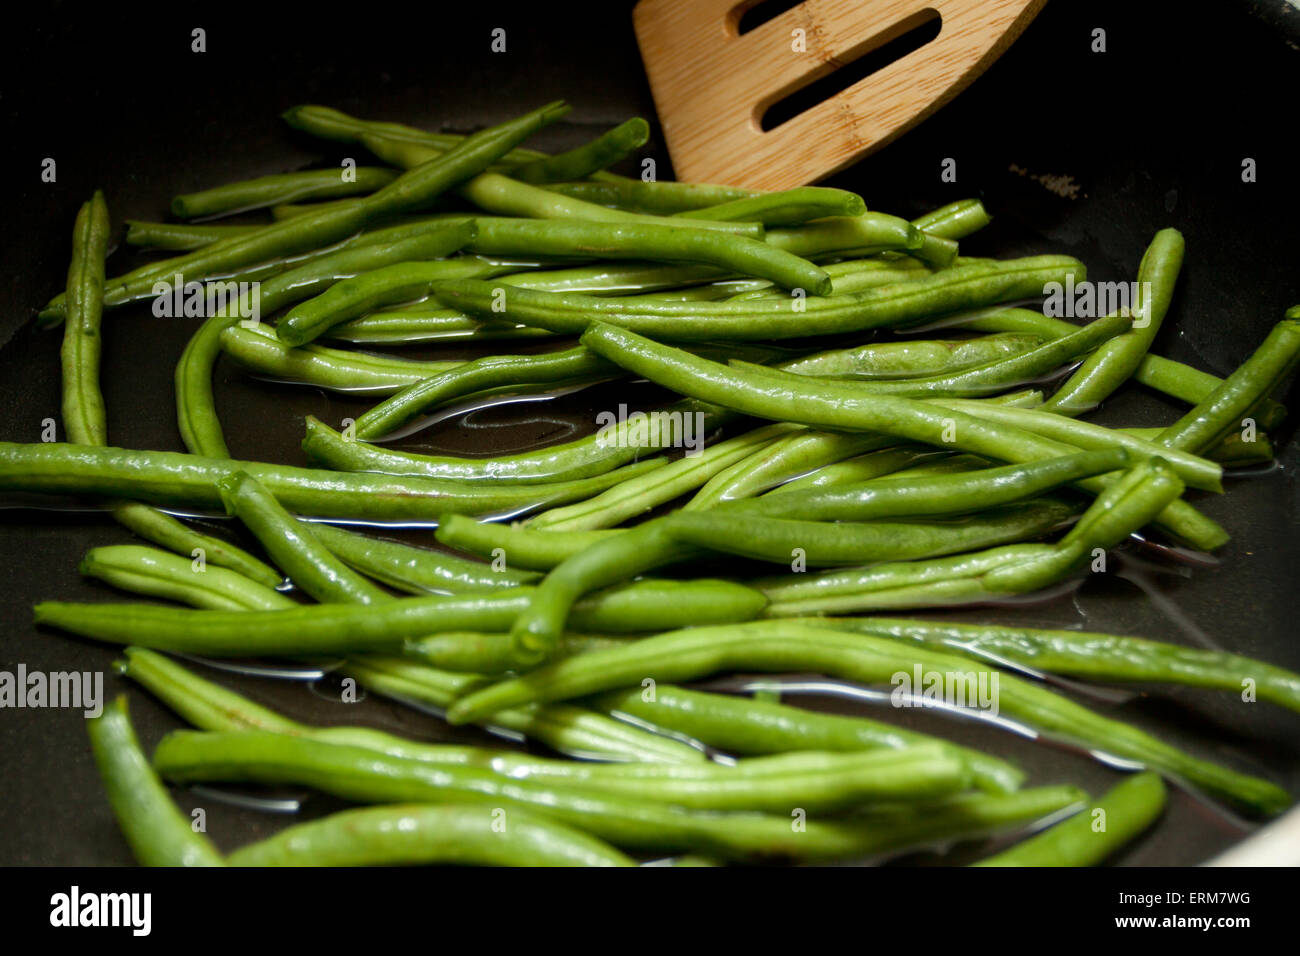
1;0;1296;865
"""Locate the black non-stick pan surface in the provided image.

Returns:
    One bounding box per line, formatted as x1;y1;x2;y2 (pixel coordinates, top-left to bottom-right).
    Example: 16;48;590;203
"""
1;0;1297;867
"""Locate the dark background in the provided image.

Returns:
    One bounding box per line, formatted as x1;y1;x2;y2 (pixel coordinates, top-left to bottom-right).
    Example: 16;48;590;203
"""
1;0;1298;866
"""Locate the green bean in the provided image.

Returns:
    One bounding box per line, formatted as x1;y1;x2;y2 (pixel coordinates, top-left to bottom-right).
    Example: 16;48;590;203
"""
87;696;225;866
676;187;866;226
282;105;553;166
832;617;1300;714
121;647;304;734
39;102;566;325
777;333;1045;380
217;471;391;605
0;440;673;522
972;772;1165;867
448;620;1291;815
153;728;1078;858
686;431;898;508
911;199;992;240
727;448;1128;520
663;499;1079;567
1124;427;1275;466
1042;230;1185;414
220;324;462;393
758;544;1065;613
432;256;1085;340
1156;318;1300;453
764;214;924;259
344;656;705;763
308;522;539;593
172;167;399;219
177;225;491;457
351;346;615;440
275;225;478;346
510;118;649;183
81;544;293;611
404;631;630;673
927;399;1223;493
446;217;832;295
327;308;554;345
539;179;759;214
590;683;1025;795
728;257;935;301
60;192;111;445
125;220;262;250
228;803;636;867
35;578;767;657
769;445;946;495
109;503;283;588
458;173;763;236
736;310;1131;399
303;418;643;489
436;516;618;570
526;423;800;531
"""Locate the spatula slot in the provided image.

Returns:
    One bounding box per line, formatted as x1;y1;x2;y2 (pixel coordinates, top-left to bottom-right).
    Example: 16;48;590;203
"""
733;0;809;36
758;8;943;132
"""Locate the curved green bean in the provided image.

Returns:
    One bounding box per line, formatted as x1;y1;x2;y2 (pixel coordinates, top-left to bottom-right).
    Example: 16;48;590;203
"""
228;803;636;867
911;199;992;240
60;191;111;445
217;471;391;605
972;772;1165;867
81;544;294;611
436;516;618;570
1043;229;1185;414
125;220;262;250
1156;318;1300;453
833;617;1300;714
87;696;225;866
275;223;478;345
308;522;539;593
219;324;463;394
172;167;398;219
539;179;758;214
351;345;615;440
777;333;1045;380
511;118;649;183
676;187;866;226
459;173;763;236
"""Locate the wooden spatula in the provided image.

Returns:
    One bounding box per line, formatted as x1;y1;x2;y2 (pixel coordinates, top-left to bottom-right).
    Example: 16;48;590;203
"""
633;0;1045;190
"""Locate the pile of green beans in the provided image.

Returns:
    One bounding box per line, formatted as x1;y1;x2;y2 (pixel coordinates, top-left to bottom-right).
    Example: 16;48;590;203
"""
17;102;1300;868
